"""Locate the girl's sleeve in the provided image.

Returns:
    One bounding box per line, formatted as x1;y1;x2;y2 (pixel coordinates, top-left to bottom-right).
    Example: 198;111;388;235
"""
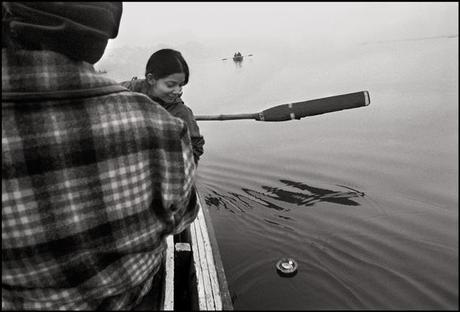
175;105;205;163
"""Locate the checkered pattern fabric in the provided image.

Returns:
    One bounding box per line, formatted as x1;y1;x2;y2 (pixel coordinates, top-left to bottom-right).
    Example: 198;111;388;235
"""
2;49;199;310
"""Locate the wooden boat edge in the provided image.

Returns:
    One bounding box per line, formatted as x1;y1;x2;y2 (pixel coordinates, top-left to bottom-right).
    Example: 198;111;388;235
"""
159;191;233;310
196;191;233;310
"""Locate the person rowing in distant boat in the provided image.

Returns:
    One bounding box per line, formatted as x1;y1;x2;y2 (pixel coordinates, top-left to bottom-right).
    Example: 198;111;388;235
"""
121;49;204;165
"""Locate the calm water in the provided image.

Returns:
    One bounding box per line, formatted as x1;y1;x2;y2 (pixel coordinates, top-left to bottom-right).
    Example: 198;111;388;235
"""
101;36;458;309
184;37;458;310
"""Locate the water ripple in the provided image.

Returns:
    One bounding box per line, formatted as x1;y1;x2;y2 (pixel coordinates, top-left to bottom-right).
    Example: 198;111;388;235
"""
197;174;458;309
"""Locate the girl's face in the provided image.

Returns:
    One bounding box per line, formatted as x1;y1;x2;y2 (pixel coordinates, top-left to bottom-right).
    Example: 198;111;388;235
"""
147;72;185;103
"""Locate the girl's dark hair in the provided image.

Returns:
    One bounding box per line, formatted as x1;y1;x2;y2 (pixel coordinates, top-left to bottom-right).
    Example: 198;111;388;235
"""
145;48;189;85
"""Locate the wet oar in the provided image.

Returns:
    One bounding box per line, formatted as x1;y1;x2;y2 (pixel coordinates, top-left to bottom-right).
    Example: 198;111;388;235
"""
195;91;370;121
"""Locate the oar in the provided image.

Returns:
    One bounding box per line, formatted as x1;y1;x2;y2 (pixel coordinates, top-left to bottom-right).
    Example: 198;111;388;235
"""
221;54;253;61
195;91;370;121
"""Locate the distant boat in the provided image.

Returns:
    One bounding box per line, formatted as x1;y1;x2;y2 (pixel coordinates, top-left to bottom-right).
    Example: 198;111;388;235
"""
221;53;252;61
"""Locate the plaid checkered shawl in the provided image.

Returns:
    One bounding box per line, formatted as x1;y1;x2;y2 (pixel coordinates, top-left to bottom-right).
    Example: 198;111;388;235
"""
2;49;198;310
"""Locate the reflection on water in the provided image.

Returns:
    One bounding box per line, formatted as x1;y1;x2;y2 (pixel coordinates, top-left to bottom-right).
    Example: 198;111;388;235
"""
198;177;458;310
257;179;364;207
233;60;243;68
205;179;364;213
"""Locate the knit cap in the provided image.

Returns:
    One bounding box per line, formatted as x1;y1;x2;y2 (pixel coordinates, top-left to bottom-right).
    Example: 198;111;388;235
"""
2;2;122;64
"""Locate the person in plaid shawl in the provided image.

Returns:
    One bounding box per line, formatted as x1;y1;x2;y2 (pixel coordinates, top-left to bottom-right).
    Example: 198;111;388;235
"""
2;2;199;310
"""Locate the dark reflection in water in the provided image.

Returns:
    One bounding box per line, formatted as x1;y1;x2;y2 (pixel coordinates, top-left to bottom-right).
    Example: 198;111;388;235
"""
204;179;365;213
199;176;458;310
255;179;364;207
234;60;243;68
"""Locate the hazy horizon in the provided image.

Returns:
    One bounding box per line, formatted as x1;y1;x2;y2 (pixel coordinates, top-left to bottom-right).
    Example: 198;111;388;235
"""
95;2;458;81
102;2;458;55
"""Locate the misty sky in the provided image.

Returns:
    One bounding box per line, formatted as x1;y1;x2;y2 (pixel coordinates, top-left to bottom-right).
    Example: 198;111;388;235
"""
106;2;458;51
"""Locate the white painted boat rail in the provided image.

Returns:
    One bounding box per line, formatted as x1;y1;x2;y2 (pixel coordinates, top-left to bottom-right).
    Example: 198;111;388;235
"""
161;192;233;311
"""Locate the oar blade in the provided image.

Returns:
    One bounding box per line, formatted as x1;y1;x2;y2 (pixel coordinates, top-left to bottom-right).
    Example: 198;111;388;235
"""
258;91;370;121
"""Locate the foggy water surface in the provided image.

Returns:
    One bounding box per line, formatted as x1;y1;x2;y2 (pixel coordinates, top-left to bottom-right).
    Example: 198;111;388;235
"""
189;37;458;309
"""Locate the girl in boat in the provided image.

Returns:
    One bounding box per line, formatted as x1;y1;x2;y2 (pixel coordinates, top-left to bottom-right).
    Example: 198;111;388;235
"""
121;49;204;164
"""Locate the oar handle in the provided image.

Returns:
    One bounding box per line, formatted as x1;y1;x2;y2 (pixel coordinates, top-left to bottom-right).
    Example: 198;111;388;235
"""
195;113;256;121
